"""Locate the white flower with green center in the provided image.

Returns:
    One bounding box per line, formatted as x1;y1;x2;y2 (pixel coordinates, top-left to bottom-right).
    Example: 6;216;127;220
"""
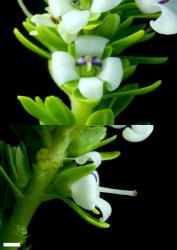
52;35;123;100
31;0;122;42
71;170;137;221
135;0;177;34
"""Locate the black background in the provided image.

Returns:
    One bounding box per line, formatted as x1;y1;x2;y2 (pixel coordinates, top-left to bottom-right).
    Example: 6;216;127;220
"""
0;0;175;248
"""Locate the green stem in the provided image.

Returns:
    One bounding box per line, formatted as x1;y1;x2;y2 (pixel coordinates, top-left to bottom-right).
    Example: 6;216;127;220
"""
0;126;79;249
71;96;98;124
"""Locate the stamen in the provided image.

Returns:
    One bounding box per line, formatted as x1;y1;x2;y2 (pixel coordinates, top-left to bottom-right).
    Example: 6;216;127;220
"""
99;187;137;197
92;56;102;67
50;16;61;25
158;0;169;4
75;56;86;66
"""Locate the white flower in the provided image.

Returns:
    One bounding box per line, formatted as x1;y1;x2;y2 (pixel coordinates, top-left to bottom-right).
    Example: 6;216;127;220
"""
122;125;154;142
135;0;177;34
71;170;137;221
110;125;126;129
52;35;123;100
31;0;122;42
75;151;102;168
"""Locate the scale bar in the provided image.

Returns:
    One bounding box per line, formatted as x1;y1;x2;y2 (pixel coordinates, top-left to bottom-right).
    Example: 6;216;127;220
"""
3;243;21;247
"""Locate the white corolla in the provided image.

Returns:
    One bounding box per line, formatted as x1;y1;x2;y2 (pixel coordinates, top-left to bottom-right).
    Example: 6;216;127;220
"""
111;125;154;142
52;35;123;100
31;0;122;42
71;151;136;221
71;171;136;221
135;0;177;34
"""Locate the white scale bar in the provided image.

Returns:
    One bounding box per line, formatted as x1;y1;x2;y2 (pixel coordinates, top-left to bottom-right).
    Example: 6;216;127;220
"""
3;243;21;247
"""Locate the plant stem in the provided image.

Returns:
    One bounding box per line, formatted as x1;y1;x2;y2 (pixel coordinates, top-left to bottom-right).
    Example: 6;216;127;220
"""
0;126;80;250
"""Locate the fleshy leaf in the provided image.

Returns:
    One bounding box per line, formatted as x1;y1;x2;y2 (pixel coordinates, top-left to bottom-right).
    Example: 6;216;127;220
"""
44;96;75;125
111;30;145;55
13;28;50;59
52;164;96;196
86;109;114;125
100;151;120;161
96;14;120;39
123;65;137;81
58;196;110;228
123;56;168;65
68;127;107;157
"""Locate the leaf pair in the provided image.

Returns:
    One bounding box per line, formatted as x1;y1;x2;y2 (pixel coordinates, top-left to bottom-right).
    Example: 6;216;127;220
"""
18;96;75;125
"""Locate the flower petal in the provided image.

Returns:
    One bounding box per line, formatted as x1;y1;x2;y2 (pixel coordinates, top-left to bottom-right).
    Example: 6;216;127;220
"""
61;9;90;34
48;0;74;17
78;77;103;99
71;172;99;210
110;125;126;129
58;23;78;43
31;14;57;27
91;0;122;13
52;51;79;85
150;4;177;34
75;35;109;58
98;57;123;92
135;0;160;14
122;125;154;142
75;151;102;168
95;197;112;222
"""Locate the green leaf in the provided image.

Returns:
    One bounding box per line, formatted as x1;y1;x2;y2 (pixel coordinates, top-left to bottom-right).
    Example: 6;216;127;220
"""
111;30;145;55
93;135;117;150
18;96;59;124
59;196;110;228
103;80;162;99
15;143;31;189
96;14;120;39
68;127;107;157
53;164;96;196
36;26;67;51
86;109;114;125
13;28;51;59
44;96;75;125
111;83;139;117
0;165;23;199
114;16;134;39
100;151;120;161
23;21;55;52
122;56;168;65
123;65;137;81
103;46;113;58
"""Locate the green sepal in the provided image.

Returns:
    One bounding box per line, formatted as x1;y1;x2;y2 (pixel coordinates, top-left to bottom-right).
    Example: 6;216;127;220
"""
13;28;51;59
103;46;113;58
86;109;114;125
67;127;107;157
52;164;96;196
100;151;120;161
96;14;120;39
59;196;110;228
84;21;102;31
